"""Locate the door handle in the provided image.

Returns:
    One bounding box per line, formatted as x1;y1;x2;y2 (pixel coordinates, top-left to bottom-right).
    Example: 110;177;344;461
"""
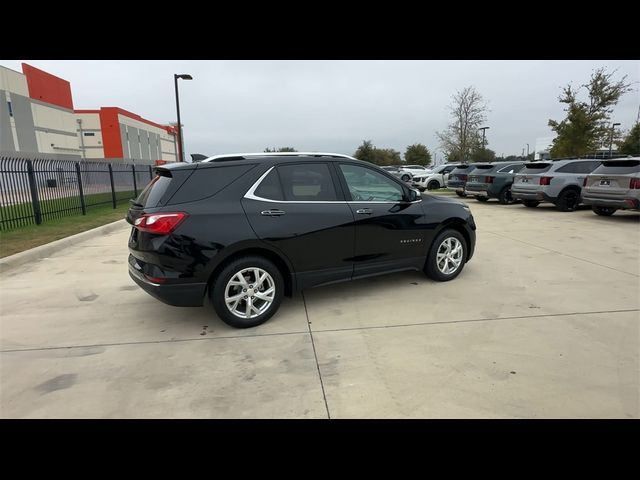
356;208;372;215
261;209;286;216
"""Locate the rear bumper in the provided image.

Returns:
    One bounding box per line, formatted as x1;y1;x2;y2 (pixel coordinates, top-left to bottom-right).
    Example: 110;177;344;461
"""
511;189;556;203
128;262;206;307
582;194;639;210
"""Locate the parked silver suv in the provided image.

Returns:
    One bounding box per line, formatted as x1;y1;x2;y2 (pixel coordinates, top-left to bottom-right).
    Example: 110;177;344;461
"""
512;159;602;211
582;158;640;216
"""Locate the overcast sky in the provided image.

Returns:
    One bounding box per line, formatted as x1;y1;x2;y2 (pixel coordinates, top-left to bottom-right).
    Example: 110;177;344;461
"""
2;60;639;161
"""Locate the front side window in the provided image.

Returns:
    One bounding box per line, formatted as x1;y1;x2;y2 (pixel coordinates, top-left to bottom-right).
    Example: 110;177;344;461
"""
277;163;338;201
339;164;405;202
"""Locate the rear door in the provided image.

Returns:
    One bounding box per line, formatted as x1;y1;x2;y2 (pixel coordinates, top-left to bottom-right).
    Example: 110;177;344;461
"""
241;162;355;288
336;162;429;277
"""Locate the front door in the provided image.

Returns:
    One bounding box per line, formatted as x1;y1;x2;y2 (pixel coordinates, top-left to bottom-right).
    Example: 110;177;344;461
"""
335;162;429;278
241;162;355;289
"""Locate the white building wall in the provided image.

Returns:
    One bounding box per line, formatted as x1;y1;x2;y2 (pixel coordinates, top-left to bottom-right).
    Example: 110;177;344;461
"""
0;65;28;96
31;102;82;156
75;112;105;159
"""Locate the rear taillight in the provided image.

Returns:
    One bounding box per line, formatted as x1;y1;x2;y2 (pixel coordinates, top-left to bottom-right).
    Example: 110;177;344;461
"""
485;176;494;184
540;176;553;186
460;174;468;181
134;212;188;234
630;178;640;189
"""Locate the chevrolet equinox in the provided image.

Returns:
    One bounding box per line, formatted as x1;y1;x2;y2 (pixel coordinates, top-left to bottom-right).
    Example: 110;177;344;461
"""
127;153;476;328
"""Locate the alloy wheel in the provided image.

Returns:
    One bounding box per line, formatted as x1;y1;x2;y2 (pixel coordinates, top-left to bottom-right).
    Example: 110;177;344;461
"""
224;268;275;319
436;237;463;275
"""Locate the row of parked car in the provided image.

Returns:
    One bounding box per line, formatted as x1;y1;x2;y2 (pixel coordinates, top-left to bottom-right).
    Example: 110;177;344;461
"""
433;158;639;216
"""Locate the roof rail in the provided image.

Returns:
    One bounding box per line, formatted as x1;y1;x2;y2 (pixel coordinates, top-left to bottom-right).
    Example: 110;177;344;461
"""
202;152;358;162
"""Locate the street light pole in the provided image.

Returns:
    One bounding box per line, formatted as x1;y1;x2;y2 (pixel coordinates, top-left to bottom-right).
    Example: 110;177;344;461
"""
174;73;193;162
609;122;621;158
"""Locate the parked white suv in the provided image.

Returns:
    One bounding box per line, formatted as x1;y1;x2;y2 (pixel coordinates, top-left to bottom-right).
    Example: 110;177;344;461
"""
412;163;462;191
398;165;432;182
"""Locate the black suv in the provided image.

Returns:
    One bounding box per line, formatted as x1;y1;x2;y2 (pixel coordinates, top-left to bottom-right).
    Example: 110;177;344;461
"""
127;153;477;328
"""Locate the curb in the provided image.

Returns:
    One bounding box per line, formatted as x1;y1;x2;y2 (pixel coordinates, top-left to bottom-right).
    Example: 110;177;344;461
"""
0;219;129;274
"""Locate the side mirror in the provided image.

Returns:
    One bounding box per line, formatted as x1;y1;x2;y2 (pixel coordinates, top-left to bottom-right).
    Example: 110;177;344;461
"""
406;188;420;202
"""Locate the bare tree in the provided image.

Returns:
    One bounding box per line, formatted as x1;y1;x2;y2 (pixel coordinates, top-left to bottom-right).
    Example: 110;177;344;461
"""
437;86;489;161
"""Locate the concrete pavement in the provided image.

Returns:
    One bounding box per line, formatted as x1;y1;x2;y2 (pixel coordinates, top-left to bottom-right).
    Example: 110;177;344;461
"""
1;199;638;418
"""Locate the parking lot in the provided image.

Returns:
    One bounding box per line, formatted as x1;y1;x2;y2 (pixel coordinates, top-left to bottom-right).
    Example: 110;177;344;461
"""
1;198;638;418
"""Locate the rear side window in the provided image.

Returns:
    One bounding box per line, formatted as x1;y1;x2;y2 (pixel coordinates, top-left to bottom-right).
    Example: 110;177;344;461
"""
168;164;256;205
521;163;552;174
277;163;338;201
498;163;524;173
254;169;284;200
556;161;601;174
592;160;640;175
474;164;493;170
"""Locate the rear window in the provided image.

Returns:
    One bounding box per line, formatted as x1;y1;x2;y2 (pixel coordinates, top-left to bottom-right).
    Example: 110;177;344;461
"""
520;163;552;174
592;160;640;175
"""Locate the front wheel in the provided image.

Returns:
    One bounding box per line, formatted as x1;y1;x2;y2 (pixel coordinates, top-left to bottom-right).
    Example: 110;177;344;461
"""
475;196;489;202
593;206;617;216
455;191;467;198
427;180;440;190
401;174;411;182
523;200;539;208
210;256;284;328
425;229;467;282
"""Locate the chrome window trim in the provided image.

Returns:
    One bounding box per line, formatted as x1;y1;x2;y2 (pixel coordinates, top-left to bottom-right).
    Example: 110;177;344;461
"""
244;167;421;204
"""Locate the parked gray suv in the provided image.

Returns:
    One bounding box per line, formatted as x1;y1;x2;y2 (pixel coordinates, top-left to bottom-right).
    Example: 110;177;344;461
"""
511;159;602;211
582;158;640;216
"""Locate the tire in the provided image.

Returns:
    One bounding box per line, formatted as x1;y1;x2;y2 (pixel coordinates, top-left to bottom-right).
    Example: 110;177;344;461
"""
425;229;467;282
592;206;617;216
418;187;426;192
401;174;411;182
556;189;580;212
455;191;467;198
498;186;514;205
523;200;539;208
475;196;489;202
210;256;284;328
427;180;440;190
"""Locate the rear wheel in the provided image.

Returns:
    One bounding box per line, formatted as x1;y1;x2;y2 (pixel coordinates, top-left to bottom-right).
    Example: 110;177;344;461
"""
427;180;440;190
210;256;284;328
556;189;580;212
523;200;539;208
592;206;617;216
455;191;467;198
475;196;489;202
498;186;514;205
425;229;467;282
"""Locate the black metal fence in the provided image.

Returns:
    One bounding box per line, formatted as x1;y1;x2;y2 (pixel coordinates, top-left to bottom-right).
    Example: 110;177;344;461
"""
0;157;154;231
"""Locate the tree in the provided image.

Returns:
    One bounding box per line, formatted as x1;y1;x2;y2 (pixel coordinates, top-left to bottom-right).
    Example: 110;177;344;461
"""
471;147;496;162
404;144;432;166
548;68;634;158
437;86;489;162
353;140;377;164
264;147;297;152
616;123;640;155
